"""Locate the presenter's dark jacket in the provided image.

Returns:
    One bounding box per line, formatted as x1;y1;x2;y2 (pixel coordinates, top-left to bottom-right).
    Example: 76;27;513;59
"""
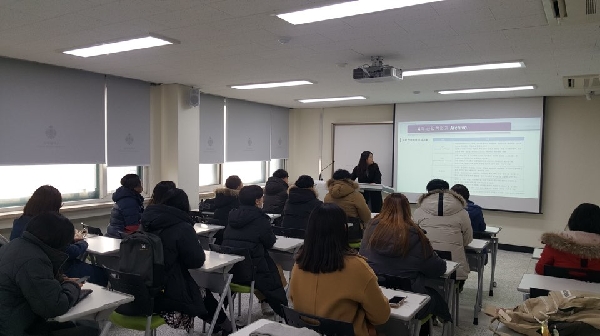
141;204;208;317
466;200;486;232
535;231;600;275
0;232;81;335
324;179;371;224
107;186;144;238
209;188;240;244
281;186;323;231
351;163;382;184
360;220;451;321
222;205;288;316
263;177;289;214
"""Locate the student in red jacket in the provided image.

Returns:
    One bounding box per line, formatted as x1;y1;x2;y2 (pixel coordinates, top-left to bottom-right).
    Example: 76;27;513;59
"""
535;203;600;275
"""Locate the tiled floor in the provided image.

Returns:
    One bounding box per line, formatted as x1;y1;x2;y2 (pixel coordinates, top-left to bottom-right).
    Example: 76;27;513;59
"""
107;250;535;335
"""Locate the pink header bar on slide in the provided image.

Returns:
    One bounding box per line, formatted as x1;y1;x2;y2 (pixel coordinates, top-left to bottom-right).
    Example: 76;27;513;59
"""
407;122;511;133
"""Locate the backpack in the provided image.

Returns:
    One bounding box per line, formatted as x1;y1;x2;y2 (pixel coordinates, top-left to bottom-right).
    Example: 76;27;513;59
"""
118;230;165;289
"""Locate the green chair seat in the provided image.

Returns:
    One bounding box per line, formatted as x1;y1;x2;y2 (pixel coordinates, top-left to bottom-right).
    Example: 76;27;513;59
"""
420;314;433;325
230;282;253;293
110;312;166;331
349;241;361;249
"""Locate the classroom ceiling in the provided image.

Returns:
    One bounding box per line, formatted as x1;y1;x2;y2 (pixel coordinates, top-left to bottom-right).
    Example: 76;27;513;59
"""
0;0;599;108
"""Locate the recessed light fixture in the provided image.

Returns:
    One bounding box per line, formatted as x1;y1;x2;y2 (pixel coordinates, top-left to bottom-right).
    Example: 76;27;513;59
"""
404;61;525;77
230;80;314;90
298;96;367;103
63;35;176;58
436;85;536;95
277;0;444;25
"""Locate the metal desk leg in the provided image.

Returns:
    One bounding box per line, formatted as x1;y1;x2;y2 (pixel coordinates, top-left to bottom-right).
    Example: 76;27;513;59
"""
488;236;498;296
442;277;455;336
473;254;485;325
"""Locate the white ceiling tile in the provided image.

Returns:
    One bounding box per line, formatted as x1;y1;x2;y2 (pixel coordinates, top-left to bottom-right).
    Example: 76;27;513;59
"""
0;8;46;31
489;0;544;20
76;0;171;24
145;6;233;29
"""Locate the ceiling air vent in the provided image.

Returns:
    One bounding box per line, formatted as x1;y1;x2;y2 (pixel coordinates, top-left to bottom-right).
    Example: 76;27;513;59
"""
542;0;600;24
563;74;600;89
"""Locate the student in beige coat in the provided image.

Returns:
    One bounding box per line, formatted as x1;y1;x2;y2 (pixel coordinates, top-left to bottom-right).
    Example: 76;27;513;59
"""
413;179;473;280
324;169;372;224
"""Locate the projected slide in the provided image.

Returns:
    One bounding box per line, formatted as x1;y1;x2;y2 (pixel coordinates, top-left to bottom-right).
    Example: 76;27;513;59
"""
394;98;544;213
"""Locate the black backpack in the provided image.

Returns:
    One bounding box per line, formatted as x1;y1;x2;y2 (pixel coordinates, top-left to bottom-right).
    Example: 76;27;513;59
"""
118;231;165;289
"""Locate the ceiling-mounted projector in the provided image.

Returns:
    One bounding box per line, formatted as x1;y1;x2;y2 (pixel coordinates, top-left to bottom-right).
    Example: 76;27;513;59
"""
353;56;402;83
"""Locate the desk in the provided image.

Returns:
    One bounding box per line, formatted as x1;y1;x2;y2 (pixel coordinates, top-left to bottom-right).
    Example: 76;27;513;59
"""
518;274;600;294
272;236;303;253
267;213;281;224
230;319;275;336
194;223;224;249
442;261;459;336
482;225;502;295
371;213;379;219
270;236;304;274
379;287;430;336
52;283;133;323
532;248;543;260
190;251;245;335
85;236;121;255
465;238;490;325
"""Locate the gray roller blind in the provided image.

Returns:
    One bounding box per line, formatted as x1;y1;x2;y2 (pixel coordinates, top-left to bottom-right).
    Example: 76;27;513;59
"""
226;99;271;162
0;57;105;165
199;94;225;164
270;106;289;159
106;76;151;166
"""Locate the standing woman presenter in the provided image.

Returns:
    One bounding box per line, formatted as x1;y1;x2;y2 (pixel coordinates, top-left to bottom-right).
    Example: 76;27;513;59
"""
351;151;383;212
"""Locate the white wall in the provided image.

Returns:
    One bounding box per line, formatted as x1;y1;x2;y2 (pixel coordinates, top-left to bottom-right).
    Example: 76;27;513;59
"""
288;97;600;248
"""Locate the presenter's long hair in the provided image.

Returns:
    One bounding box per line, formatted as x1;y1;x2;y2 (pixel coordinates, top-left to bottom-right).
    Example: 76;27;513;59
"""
367;193;432;257
357;150;372;175
296;203;355;273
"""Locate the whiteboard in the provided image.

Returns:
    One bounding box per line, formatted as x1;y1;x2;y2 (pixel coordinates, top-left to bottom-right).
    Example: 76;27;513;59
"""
333;123;393;186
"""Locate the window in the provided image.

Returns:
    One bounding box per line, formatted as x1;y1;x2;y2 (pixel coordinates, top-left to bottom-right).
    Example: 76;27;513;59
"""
269;159;286;177
199;164;219;186
0;164;98;207
107;166;140;193
222;161;266;184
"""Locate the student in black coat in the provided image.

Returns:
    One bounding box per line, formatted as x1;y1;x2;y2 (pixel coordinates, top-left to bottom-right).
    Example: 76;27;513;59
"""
281;175;322;232
210;175;242;244
0;213;99;336
351;151;383;212
107;174;144;238
263;169;289;216
141;187;233;334
222;185;288;317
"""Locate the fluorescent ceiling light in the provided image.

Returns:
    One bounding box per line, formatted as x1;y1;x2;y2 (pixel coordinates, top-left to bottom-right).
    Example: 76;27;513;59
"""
277;0;444;25
230;80;314;90
403;61;525;77
298;96;367;103
63;36;175;58
437;85;536;95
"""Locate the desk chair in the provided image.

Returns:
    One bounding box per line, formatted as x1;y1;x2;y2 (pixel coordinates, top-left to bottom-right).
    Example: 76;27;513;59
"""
282;306;354;336
272;226;305;239
543;265;600;283
376;274;434;336
347;217;363;250
101;270;165;336
209;243;256;326
434;250;460;327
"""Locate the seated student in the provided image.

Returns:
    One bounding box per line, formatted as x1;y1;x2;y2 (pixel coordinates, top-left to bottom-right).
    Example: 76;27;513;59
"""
451;184;486;232
413;179;473;283
0;213;99;336
324;169;371;224
141;188;233;335
536;203;600;275
290;203;390;336
106;174;144;238
263;169;289;215
281;175;322;231
210;175;242;244
148;180;176;205
360;193;451;330
10;185;107;286
221;185;288;317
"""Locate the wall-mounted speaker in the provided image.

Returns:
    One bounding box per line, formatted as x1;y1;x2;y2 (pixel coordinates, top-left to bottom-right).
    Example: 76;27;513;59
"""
189;88;200;107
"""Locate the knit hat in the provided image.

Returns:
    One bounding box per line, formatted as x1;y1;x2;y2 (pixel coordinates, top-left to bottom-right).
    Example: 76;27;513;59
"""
295;175;315;189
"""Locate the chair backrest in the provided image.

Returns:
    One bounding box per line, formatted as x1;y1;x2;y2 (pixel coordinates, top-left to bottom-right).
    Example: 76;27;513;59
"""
347;217;363;242
282;306;355;336
543;265;600;283
272;226;306;239
209;243;256;284
376;273;412;291
82;224;103;236
530;287;550;299
272;226;286;237
0;234;9;246
106;269;155;316
434;250;452;261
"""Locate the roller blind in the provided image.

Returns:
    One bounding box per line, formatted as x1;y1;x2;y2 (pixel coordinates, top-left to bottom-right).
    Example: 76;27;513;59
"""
106;76;151;166
270;106;289;159
226;99;271;162
199;94;225;164
0;57;105;165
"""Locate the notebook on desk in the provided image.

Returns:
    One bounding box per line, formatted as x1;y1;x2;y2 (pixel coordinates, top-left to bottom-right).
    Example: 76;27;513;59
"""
74;289;93;306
